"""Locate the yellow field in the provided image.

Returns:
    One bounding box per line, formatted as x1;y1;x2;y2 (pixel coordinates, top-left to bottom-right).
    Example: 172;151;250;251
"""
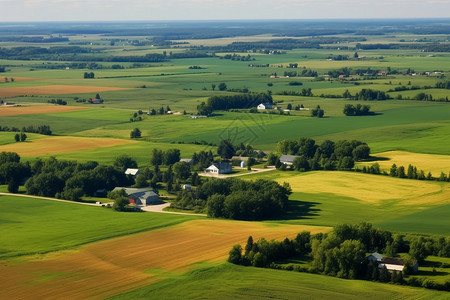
359;151;450;176
0;104;85;116
0;85;128;98
0;136;136;156
278;171;449;206
0;219;330;300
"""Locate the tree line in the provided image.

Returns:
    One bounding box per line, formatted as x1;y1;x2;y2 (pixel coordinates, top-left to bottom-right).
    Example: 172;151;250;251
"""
197;93;273;115
171;178;291;220
272;138;370;172
0;124;52;135
229;223;450;291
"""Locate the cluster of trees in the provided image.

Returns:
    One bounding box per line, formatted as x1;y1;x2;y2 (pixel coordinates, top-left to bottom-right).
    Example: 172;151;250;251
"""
198;93;273;115
288;81;303;86
0;152;30;193
48;99;67;105
229;223;450;291
283;69;318;77
310;105;324;118
389;164;449;182
413;93;448;102
220;54;253;61
150;148;181;166
14;133;27;143
435;81;450;89
342;89;389;100
0;124;52;135
276;88;313;97
343;104;372;116
129;128;141;138
275;138;370;172
171;178;291;220
83;72;95;79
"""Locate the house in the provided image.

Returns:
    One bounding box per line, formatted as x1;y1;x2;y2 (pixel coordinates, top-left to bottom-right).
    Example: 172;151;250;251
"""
180;158;193;164
205;162;232;174
367;253;418;273
183;184;192;190
257;103;273;110
125;168;141;176
113;187;160;206
91;98;103;104
279;155;300;166
240;161;246;168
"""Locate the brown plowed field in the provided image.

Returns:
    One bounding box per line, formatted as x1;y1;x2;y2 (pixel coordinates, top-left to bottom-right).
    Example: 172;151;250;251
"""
0;136;136;156
0;104;85;116
0;220;330;300
0;85;127;98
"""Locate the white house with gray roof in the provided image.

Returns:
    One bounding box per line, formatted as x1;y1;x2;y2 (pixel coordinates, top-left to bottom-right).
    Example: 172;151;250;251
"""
279;155;300;166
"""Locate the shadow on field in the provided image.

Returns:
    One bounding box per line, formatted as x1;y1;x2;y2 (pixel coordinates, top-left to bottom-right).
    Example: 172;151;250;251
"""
280;200;321;220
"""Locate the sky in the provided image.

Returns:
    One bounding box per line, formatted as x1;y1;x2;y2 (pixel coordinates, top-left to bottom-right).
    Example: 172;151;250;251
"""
0;0;449;22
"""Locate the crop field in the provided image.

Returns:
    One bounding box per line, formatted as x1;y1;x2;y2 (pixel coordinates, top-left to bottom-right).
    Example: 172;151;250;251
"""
110;263;449;300
243;170;450;233
359;151;450;175
0;135;136;156
0;196;329;300
0;104;85;116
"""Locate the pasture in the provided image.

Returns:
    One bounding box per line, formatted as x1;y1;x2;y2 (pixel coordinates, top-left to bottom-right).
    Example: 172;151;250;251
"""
110;263;449;300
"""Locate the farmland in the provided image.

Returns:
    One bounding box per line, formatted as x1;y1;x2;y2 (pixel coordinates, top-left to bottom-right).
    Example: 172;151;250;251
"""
0;19;449;299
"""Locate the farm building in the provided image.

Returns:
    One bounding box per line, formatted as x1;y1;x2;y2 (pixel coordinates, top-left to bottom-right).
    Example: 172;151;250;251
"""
205;162;232;174
113;187;160;206
124;168;141;176
180;158;193;164
90;98;103;104
257;103;273;110
279;155;300;166
367;252;418;273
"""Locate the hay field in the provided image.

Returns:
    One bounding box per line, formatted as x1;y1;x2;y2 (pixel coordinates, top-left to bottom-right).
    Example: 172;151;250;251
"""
0;219;329;300
278;171;448;206
0;136;136;156
0;104;85;116
359;151;450;175
0;85;128;98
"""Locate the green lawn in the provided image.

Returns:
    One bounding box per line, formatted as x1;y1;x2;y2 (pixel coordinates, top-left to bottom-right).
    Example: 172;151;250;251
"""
109;262;449;300
0;195;199;258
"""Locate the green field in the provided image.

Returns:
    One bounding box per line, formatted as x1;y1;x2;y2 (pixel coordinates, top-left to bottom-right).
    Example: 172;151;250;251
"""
0;195;199;258
109;262;449;300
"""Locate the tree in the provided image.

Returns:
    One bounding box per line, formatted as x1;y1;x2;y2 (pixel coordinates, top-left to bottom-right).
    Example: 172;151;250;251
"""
163;149;181;165
7;178;19;193
217;139;236;159
206;194;225;218
218;82;227;91
287;103;292;110
228;244;242;264
352;144;370;161
114;155;138;171
130;128;141;138
173;161;191;180
151;149;164;166
14;134;20;142
113;197;130;211
95;93;101;100
197;102;213;116
211;84;216;91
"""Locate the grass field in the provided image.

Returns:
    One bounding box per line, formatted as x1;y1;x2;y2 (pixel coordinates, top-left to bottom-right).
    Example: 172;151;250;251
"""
358;151;450;175
244;170;450;234
109;263;449;300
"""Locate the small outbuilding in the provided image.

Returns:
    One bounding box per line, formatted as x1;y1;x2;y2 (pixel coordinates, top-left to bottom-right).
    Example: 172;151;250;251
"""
125;168;141;176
